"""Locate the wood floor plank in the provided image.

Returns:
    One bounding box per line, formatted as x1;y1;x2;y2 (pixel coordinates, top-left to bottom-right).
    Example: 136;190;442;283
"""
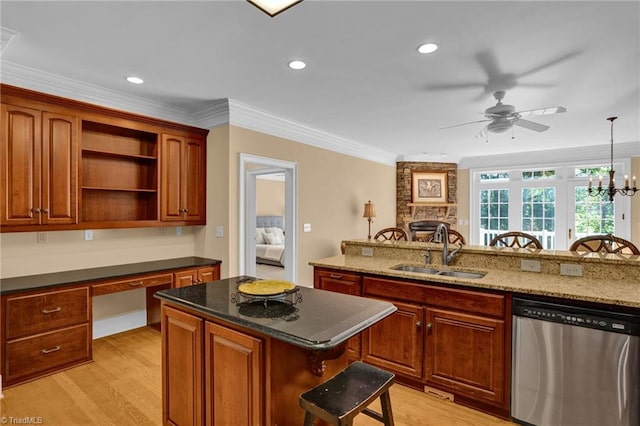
1;326;514;425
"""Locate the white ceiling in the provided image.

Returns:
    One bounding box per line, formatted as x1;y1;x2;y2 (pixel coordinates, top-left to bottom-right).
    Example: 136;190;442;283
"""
1;0;639;165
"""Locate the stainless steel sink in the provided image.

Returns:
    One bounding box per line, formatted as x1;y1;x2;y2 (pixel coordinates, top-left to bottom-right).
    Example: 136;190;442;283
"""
391;265;442;274
436;270;486;279
391;265;486;279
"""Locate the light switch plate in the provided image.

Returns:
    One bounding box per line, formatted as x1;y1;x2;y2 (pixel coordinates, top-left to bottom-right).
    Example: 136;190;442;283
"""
84;230;93;241
560;263;583;277
521;259;541;272
215;225;224;238
303;223;311;232
37;232;47;244
176;226;182;236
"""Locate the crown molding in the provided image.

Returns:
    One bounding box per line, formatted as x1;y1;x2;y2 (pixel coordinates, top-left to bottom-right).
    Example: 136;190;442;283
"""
227;99;396;165
458;141;640;169
0;61;395;166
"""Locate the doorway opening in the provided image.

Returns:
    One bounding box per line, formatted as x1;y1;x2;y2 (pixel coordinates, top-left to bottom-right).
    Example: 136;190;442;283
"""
239;153;297;282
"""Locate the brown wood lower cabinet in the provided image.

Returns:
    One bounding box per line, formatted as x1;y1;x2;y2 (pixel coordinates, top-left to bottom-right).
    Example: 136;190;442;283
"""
175;266;220;288
204;322;263;426
362;300;424;378
425;307;505;405
163;305;203;426
314;267;510;418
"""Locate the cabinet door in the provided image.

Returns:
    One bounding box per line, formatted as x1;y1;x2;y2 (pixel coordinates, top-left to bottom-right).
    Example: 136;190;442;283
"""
425;307;505;406
1;104;41;226
198;266;219;284
174;270;198;288
41;111;78;225
205;322;263;426
315;269;362;360
183;138;205;222
161;134;184;221
161;134;206;223
162;306;203;426
362;300;424;378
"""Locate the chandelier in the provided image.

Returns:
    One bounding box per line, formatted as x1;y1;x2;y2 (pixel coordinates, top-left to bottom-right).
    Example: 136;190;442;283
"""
587;116;637;202
247;0;303;17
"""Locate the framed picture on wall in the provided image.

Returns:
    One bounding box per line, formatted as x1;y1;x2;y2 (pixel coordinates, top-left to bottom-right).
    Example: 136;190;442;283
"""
412;171;448;203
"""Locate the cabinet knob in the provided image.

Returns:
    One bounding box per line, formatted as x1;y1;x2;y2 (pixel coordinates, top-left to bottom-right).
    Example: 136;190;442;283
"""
416;321;423;328
41;208;49;213
32;208;41;213
427;323;433;330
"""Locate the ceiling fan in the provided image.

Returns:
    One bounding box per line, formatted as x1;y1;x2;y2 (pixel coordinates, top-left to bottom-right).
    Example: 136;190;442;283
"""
441;91;567;139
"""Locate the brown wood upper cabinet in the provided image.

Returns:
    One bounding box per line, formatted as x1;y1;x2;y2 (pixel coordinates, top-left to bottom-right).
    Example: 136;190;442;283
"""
1;84;208;232
161;134;206;224
1;103;78;227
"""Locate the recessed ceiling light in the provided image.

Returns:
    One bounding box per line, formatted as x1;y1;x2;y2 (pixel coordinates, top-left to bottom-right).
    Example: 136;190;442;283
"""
288;60;306;70
126;76;144;84
417;42;438;54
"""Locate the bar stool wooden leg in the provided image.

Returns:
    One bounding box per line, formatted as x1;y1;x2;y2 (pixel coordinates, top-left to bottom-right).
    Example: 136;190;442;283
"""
303;412;316;426
380;390;394;426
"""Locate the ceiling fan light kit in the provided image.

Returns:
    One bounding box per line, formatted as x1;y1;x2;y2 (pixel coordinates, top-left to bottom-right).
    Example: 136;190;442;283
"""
442;90;567;139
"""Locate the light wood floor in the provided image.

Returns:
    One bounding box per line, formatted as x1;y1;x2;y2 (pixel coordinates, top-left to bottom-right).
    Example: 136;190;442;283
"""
1;327;514;426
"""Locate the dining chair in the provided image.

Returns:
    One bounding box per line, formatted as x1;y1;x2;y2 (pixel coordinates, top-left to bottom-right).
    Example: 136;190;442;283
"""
569;234;639;255
489;231;542;249
374;227;408;241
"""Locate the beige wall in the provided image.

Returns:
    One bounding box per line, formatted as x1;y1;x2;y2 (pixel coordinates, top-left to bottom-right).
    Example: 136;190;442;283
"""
199;125;396;286
256;179;285;217
632;156;640;243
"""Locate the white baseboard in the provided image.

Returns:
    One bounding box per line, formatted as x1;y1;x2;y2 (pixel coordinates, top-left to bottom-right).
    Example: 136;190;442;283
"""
93;310;147;339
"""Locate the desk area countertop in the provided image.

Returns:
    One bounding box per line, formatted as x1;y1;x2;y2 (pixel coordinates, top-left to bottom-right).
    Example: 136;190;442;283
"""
154;276;397;351
0;256;221;295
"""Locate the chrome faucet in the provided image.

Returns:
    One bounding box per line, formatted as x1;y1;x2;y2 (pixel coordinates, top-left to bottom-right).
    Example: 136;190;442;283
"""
434;223;462;266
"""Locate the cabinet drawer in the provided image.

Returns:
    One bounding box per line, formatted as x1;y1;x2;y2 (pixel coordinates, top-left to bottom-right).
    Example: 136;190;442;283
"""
423;286;505;318
6;287;90;339
5;323;91;384
92;272;173;296
363;276;424;302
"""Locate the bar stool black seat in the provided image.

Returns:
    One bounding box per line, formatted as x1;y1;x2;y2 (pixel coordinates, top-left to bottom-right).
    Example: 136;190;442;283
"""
299;361;395;426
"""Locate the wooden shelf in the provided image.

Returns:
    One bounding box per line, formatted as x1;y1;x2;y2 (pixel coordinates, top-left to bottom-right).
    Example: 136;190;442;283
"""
82;186;157;193
82;148;157;161
407;202;457;217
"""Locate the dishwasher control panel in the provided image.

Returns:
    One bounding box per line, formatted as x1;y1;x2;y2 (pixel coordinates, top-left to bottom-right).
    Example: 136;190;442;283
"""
513;297;640;336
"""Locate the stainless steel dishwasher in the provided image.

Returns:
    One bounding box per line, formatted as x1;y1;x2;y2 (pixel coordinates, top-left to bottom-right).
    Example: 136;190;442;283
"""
511;296;640;426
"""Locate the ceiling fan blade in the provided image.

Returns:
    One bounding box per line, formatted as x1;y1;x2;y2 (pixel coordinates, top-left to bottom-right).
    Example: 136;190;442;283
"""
475;51;502;78
517;51;582;79
516;106;567;117
426;82;486;91
514;119;550;132
440;119;491;130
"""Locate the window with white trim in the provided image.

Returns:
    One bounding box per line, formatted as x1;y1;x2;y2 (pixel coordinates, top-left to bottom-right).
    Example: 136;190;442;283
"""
471;161;631;249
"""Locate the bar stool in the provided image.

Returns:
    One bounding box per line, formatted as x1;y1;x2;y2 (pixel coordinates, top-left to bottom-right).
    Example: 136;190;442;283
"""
299;361;395;426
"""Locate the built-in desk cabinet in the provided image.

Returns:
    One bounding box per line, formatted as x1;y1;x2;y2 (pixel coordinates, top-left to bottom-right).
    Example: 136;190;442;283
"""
1;260;220;387
0;84;208;232
314;267;510;418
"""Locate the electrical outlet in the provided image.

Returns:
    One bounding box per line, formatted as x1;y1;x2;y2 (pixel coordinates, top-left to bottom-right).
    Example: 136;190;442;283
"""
215;225;224;238
84;230;93;241
176;226;182;236
560;263;583;277
361;247;374;257
521;259;541;272
37;232;47;244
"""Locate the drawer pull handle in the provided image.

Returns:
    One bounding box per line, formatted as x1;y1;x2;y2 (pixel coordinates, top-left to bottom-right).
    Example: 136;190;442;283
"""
41;345;61;354
128;281;145;287
329;274;343;279
41;307;62;314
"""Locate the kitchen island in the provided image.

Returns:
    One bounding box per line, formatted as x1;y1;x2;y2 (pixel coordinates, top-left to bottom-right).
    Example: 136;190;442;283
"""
154;276;396;426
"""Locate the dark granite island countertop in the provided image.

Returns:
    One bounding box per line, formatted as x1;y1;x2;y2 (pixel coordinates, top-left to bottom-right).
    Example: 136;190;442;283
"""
154;275;396;351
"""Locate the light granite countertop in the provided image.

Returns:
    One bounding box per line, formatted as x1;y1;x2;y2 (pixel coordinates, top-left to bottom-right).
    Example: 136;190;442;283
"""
310;248;640;309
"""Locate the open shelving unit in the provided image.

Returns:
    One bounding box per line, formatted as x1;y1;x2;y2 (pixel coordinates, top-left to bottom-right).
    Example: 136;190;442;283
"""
80;121;159;223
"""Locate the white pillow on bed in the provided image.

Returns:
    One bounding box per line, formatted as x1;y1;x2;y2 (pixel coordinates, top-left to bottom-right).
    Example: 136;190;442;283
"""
265;227;285;241
264;233;283;245
255;228;267;244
